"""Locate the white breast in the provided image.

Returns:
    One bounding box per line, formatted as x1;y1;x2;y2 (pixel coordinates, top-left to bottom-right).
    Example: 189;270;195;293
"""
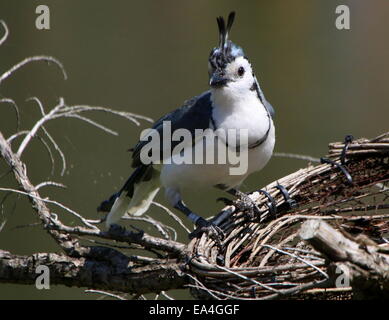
211;88;271;146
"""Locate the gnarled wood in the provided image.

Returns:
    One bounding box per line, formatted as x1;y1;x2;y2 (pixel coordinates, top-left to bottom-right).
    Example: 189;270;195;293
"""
0;250;187;294
300;220;389;299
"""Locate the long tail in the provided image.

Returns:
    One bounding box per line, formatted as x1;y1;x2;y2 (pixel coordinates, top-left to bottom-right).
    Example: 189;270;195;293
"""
98;165;160;227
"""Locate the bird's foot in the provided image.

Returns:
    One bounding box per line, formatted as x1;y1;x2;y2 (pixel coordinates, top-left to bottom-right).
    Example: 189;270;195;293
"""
107;223;127;235
108;223;145;240
189;217;225;243
233;192;261;221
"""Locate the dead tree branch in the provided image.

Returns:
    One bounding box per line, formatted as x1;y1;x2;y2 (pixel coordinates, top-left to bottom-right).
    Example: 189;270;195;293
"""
0;249;186;294
300;220;389;299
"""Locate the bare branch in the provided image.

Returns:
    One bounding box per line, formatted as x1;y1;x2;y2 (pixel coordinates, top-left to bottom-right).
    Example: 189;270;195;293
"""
273;152;321;163
0;131;86;254
300;220;389;299
123;214;172;240
262;244;329;279
0;187;99;230
58;113;118;136
0;20;9;46
0;98;20;131
57;105;153;125
7;130;56;175
35;181;66;190
300;220;389;267
160;291;175;300
0;55;67;85
152;201;191;234
26;97;46;116
0;250;187;294
215;265;280;293
6;130;29;144
84;290;126;300
15;98;151;167
41;126;66;176
16;99;64;157
0;220;6;233
35;134;56;175
48;220;186;256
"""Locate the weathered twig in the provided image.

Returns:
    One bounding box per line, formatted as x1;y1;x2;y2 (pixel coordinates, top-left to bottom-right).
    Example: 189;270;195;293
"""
0;55;68;85
0;20;9;46
0;98;20;131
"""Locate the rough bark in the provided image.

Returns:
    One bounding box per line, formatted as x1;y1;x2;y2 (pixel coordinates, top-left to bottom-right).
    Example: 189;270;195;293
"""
300;220;389;299
0;249;187;294
0;131;190;295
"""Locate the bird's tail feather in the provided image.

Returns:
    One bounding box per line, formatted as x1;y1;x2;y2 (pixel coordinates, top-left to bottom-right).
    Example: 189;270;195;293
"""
103;165;160;227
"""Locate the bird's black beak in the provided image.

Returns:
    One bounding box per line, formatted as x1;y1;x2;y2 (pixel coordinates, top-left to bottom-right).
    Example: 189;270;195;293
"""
210;71;229;88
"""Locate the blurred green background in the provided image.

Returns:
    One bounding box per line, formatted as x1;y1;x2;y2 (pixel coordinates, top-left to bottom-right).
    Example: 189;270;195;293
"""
0;0;388;299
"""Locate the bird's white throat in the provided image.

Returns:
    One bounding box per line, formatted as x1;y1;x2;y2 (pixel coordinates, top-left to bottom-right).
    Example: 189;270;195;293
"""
211;87;270;145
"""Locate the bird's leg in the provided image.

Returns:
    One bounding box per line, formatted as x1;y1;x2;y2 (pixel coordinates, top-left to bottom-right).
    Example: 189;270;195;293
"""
174;200;224;240
174;200;207;227
226;188;261;220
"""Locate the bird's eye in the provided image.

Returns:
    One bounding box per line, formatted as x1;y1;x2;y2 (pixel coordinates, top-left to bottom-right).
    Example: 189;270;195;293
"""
238;66;245;77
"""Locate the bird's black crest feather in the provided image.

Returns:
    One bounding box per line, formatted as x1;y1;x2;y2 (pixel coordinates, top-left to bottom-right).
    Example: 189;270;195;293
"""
216;11;236;54
216;16;226;51
210;11;243;69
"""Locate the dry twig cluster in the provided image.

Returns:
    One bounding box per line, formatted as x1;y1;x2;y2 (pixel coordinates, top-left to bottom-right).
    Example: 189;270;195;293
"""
189;134;389;299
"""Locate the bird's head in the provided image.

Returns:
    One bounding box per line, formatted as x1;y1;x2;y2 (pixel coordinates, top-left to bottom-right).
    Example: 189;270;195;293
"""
208;12;256;95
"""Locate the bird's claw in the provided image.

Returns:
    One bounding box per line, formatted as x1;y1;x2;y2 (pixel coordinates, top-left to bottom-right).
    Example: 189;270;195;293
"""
107;223;127;235
234;194;261;220
189;217;225;242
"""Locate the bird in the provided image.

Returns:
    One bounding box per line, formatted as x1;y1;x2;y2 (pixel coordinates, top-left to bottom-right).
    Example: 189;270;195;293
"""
99;12;276;236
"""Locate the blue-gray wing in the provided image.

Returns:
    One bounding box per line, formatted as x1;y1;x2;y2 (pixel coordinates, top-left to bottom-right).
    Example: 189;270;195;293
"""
131;91;213;167
254;76;275;119
264;99;275;119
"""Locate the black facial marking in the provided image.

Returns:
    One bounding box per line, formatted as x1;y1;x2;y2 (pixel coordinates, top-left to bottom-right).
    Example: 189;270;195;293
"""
238;66;245;77
250;81;258;91
209;12;245;77
209;48;236;71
